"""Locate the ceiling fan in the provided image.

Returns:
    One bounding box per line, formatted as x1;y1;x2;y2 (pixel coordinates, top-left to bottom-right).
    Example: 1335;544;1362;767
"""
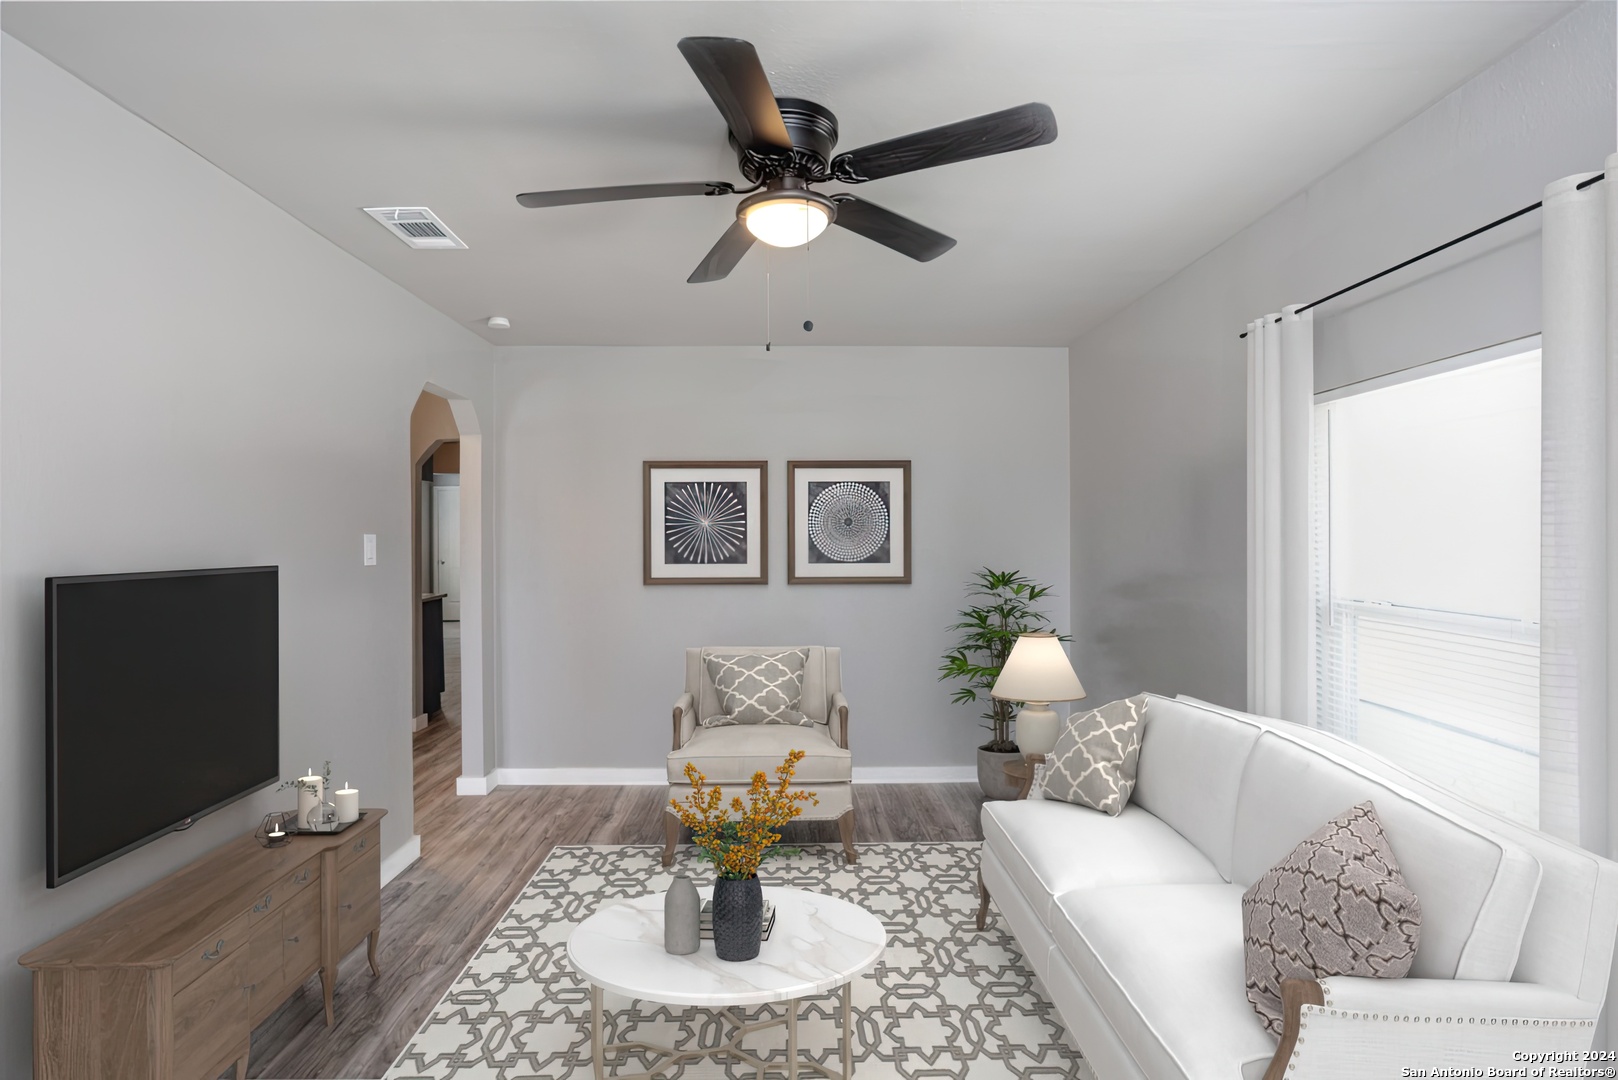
515;37;1057;283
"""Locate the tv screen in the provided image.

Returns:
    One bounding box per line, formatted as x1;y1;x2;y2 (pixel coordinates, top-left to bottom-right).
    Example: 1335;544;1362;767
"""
46;566;279;887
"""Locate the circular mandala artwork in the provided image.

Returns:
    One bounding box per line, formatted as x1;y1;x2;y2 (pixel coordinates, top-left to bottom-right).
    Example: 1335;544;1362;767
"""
665;482;747;564
807;482;890;562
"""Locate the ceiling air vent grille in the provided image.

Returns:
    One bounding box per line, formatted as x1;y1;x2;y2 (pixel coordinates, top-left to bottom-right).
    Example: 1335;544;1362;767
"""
362;207;467;249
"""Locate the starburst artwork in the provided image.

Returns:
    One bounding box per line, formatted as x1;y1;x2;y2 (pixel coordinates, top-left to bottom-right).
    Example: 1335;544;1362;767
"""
644;462;768;584
664;481;747;564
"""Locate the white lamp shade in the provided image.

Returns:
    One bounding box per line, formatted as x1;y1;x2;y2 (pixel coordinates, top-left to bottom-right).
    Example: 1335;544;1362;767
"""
991;633;1086;703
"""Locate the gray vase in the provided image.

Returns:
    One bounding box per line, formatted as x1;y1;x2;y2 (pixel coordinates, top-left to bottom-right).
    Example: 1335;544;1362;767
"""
664;874;699;955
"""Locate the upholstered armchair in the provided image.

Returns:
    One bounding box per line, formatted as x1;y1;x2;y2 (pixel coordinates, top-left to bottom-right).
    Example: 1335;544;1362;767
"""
664;646;855;866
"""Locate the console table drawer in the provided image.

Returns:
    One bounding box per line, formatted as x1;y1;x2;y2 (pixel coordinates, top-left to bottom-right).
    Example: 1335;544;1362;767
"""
337;825;378;869
172;949;246;1080
173;909;250;993
337;845;381;952
281;885;320;978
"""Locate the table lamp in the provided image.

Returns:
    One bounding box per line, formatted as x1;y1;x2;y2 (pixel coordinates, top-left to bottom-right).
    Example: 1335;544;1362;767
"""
991;632;1086;757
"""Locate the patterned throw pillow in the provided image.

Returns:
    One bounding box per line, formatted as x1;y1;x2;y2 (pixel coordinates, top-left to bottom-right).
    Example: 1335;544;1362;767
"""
1242;801;1421;1037
701;650;814;726
1040;695;1146;814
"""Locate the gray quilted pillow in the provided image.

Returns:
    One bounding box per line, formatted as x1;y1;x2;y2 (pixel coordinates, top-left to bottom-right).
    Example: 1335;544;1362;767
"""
701;650;813;726
1040;695;1145;814
1242;801;1421;1037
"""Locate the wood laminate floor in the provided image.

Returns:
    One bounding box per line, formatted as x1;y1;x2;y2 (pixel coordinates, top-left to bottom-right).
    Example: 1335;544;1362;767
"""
246;647;985;1077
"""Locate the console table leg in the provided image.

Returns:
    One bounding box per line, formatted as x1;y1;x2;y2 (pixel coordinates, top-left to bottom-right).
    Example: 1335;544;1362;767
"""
320;966;334;1027
235;1040;250;1079
367;929;380;976
591;984;605;1080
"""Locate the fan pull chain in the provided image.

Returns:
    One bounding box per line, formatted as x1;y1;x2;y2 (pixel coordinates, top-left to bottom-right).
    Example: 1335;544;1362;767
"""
803;240;814;333
764;245;772;352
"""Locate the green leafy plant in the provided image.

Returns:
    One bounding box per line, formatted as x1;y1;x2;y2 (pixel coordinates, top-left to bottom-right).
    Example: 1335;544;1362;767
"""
938;569;1068;752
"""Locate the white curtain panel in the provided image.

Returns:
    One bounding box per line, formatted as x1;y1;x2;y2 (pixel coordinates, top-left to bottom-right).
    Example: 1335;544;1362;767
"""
1246;304;1315;721
1541;153;1618;855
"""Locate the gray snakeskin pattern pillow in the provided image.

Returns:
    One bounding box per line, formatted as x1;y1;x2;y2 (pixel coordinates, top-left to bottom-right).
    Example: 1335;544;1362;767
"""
701;650;814;726
1040;695;1146;815
1242;800;1422;1037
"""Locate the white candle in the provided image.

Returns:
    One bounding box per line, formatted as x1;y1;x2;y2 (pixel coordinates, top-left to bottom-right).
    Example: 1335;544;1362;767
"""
296;770;325;829
335;784;359;824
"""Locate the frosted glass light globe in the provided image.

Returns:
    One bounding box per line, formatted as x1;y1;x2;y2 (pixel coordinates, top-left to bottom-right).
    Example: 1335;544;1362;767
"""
743;197;831;248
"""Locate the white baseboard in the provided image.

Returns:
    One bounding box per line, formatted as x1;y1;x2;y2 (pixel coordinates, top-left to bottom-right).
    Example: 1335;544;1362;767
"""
487;766;977;785
498;767;665;786
381;834;421;885
851;766;977;783
412;712;429;733
456;772;498;796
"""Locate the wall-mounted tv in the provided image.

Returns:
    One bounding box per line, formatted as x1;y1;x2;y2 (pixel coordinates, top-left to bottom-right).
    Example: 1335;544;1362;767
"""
46;566;279;887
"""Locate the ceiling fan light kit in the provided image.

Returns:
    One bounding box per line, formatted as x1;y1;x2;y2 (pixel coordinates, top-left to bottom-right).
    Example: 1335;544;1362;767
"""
514;36;1056;284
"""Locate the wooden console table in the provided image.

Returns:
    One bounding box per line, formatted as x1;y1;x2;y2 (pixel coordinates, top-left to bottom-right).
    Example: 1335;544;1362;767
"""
20;808;387;1080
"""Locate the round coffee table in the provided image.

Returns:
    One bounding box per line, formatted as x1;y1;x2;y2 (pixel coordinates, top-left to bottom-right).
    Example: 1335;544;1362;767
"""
568;886;885;1079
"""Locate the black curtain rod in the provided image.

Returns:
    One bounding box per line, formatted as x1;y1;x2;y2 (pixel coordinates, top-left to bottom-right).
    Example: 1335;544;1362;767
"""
1238;170;1607;339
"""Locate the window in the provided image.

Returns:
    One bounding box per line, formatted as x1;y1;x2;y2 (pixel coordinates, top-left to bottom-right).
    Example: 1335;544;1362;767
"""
1312;344;1541;827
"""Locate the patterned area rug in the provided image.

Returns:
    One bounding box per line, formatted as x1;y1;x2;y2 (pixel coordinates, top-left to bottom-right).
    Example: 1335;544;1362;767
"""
385;842;1087;1079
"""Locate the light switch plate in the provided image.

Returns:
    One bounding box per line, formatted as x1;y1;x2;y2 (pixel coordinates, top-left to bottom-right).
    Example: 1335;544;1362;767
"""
363;534;377;566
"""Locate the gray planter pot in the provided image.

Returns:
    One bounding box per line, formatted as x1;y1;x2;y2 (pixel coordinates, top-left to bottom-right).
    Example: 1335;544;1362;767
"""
977;746;1024;801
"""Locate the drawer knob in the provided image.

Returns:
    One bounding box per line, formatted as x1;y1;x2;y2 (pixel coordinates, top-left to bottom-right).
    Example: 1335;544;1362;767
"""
286;935;300;945
295;869;311;884
254;893;272;913
201;939;225;961
354;838;367;852
339;902;353;911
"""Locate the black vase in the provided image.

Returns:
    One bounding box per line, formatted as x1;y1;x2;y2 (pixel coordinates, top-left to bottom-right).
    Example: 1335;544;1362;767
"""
712;876;763;961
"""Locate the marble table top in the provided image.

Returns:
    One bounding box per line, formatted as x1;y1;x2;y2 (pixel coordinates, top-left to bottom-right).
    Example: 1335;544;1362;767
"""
567;886;886;1006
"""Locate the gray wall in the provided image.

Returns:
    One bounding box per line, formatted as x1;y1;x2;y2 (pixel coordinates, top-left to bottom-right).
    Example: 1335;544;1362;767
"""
0;35;495;1072
1067;1;1615;709
493;346;1070;772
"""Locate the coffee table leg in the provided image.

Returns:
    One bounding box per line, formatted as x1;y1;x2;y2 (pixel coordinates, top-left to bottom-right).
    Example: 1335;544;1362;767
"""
840;981;852;1080
591;984;604;1080
787;998;799;1080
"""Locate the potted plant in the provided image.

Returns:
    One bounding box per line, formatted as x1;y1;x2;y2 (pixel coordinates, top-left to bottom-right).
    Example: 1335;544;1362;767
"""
939;568;1068;800
669;750;818;961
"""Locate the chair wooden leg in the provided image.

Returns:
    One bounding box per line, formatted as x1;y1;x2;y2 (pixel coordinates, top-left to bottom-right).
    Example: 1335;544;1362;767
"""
837;808;857;864
662;811;680;867
976;869;991;930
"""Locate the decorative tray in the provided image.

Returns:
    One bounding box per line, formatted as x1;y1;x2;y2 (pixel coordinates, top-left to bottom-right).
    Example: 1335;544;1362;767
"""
285;810;368;836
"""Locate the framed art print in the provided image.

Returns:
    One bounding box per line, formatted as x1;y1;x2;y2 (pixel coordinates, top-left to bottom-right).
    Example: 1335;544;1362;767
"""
788;461;911;584
644;461;767;584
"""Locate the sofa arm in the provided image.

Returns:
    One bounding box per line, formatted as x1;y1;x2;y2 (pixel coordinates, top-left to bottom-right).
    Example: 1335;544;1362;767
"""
1265;976;1600;1080
829;692;849;749
672;693;695;750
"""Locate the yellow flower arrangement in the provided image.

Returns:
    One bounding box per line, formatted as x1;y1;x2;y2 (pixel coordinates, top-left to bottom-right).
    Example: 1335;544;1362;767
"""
670;749;819;880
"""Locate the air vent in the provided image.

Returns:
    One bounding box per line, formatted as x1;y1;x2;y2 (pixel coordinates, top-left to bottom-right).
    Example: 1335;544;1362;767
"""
363;207;467;249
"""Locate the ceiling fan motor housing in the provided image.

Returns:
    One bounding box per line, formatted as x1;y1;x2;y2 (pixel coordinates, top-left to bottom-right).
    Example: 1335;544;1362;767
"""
731;97;840;183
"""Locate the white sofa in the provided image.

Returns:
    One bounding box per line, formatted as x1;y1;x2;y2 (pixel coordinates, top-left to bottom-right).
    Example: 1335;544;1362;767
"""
978;693;1618;1080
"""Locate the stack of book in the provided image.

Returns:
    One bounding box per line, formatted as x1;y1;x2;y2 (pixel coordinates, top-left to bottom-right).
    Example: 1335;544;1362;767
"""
698;899;777;941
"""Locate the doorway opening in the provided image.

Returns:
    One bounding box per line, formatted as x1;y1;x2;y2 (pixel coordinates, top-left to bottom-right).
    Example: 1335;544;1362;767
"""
410;386;488;823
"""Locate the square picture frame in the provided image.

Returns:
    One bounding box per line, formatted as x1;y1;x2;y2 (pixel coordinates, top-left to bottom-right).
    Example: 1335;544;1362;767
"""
643;461;768;584
787;460;911;584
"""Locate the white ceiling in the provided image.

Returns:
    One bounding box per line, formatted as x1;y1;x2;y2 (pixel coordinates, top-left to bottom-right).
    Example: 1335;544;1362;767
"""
2;1;1574;346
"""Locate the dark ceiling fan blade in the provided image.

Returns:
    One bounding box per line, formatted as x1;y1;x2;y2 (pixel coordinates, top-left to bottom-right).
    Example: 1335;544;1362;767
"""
676;37;793;156
688;219;756;283
830;103;1057;183
830;196;956;262
516;182;735;208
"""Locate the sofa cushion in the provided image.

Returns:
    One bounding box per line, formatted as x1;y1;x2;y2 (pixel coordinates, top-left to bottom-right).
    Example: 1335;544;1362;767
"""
1242;801;1422;1036
668;722;849;785
1132;695;1263;880
981;800;1224;926
1042;695;1146;815
1051;884;1277;1080
1232;731;1540;981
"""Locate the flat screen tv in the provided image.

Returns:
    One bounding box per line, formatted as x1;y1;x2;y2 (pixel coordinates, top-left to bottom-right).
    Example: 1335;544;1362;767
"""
46;566;279;887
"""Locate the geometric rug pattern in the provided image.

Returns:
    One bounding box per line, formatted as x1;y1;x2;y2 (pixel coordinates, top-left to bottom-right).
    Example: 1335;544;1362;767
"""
385;842;1088;1079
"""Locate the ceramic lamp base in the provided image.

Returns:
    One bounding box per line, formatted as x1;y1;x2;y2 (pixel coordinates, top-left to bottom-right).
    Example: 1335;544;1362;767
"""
1015;704;1060;756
